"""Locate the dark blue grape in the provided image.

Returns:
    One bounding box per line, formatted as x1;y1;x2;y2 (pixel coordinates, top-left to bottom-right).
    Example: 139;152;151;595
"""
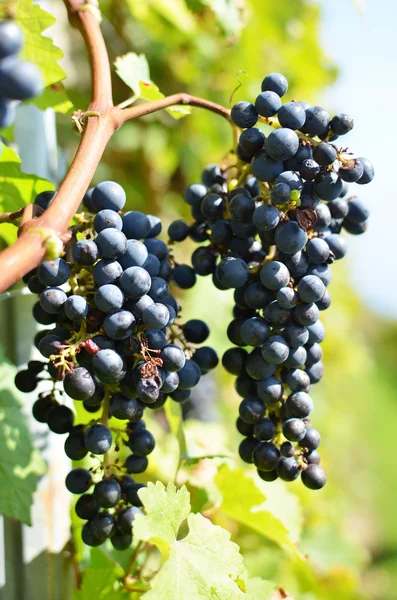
239;437;259;464
285;391;313;418
255;90;281;117
260;335;289;364
0;98;15;128
168;219;189;241
275;221;307;254
265;128;299;161
299;159;320;180
94;479;121;508
193;346;219;373
260;260;290;291
301;464;326;489
75;494;99;520
72;240;99;265
93;259;123;286
173;264;197;289
283;323;309;348
239;127;266;154
95;228;127;259
38;258;70;287
306;238;330;264
301;106;330;136
293;302;319;327
297;275;326;303
257;376;283;404
276;170;303;191
40;287;67;314
313;172;343;200
239;396;265;424
278;102;306;129
84;424;112;455
142;303;169;330
222;347;248;376
215;257;248;289
253;204;280;231
92;181;126;212
0;21;23;59
253;441;280;471
120;266;151;298
276;287;299;310
47;405;74;434
65;468;92;494
330;113;353;135
122;211;151;239
94;209;123;233
240;317;270;347
261;73;288;97
347;198;369;223
184;183;208;206
64;367;96;401
94;284;124;313
277;457;300;481
35;190;56;210
324;233;348;259
284;368;310;392
231;101;258;128
177;359;201;389
0;60;42;100
64;295;89;320
356;157;374;184
92;349;125;384
128;429;155;456
251;151;284;182
271;182;291;206
104;310;136;340
306;360;324;384
339;159;364;183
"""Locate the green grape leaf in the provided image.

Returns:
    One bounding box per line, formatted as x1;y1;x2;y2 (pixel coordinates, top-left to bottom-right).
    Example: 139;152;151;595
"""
134;481;263;599
164;400;188;460
185;0;244;37
214;465;303;558
0;347;45;525
126;0;196;34
0;144;54;245
245;578;277;599
134;481;191;558
1;0;73;113
114;53;190;120
74;549;126;600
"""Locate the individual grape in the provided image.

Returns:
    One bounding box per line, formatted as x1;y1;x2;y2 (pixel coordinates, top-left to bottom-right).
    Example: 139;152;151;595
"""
260;335;289;364
125;454;149;474
280;441;295;457
301;105;330;136
306;321;325;344
161;371;179;393
313;172;343;201
28;275;46;294
339;158;364;183
109;394;139;420
306;450;321;465
122;211;151;239
75;494;99;520
277;457;300;481
65;468;92;494
324;233;348;260
342;218;368;235
128;429;155;456
276;170;303;191
253;204;280;231
251;151;284;182
84;424;112;455
81;523;101;547
297;275;326;303
94;478;121;508
91;512;117;540
276;287;299;310
254;90;281;117
215;257;248;289
91;181;126;212
260;261;290;291
64;295;89;320
239;437;259;464
245;350;276;380
235;374;257;397
147;214;162;237
173;264;197;289
305;343;323;366
239;317;269;347
257;376;283;404
239;396;266;424
244;282;269;310
170;388;191;403
193;346;219;373
72;240;99;265
184;183;208;206
104;310;136;340
284;368;310;392
306;361;325;384
306;263;332;287
306;238;330;264
261;73;288;97
284;346;307;368
38;258;70;287
120;266;151;298
95;284;124;313
0;21;23;58
253;418;276;441
32;396;56;423
265;128;299;161
95;228;127;259
64;367;96;401
239;127;266;155
136;377;160;404
301;464;326;490
253;442;280;471
347;198;369;223
313;142;337;166
282;418;306;441
117;505;143;535
236;417;254;437
93;259;123;286
300;428;321;452
47;404;74;434
270;182;291;206
277;102;306;129
285;391;313;418
356;157;374;184
293;302;319;327
177;359;201;389
257;469;278;482
299;159;320;180
168;219;189;242
94;209;123;233
32;302;57;325
264;301;290;327
275;221;307;254
34;190;56;211
0;60;43;100
222;347;248;376
231;101;258;128
330;113;353;135
283;323;309;348
92;349;125;384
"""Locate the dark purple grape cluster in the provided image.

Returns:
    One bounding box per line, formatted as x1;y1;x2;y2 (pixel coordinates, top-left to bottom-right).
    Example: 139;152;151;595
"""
167;72;374;490
0;20;43;129
16;180;218;549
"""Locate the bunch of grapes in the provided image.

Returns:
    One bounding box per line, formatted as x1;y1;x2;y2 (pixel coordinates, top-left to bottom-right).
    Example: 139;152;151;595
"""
0;19;43;129
15;181;218;549
168;72;374;490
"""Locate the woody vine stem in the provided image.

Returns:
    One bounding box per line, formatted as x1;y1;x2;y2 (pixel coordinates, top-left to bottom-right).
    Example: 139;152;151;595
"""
0;0;231;293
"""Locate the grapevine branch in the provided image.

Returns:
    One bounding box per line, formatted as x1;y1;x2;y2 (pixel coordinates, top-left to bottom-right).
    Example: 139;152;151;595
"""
0;0;230;293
